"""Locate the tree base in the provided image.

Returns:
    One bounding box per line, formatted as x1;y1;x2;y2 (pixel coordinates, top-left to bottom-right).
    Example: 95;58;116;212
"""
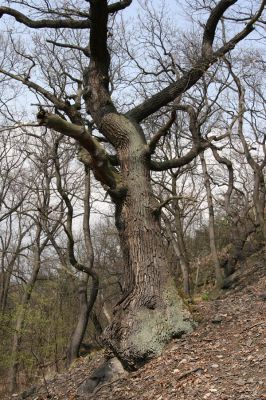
103;282;195;370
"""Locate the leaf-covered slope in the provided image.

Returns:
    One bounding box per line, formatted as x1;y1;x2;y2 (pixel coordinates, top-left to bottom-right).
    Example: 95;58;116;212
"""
9;251;266;400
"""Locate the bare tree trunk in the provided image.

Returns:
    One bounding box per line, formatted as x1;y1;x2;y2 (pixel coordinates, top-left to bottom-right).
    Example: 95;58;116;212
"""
226;59;266;246
1;259;16;313
253;171;266;243
200;152;224;288
91;310;103;337
9;166;61;392
173;238;191;297
57;165;99;366
211;145;260;281
100;292;112;324
163;215;191;297
9;244;41;392
1;226;29;313
67;274;98;364
172;197;191;297
0;217;14;312
102;122;194;370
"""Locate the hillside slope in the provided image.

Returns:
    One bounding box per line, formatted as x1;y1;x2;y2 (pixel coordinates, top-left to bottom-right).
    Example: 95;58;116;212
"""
10;252;266;400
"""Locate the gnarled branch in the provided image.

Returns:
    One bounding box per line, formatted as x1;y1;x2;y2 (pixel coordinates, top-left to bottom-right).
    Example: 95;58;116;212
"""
108;0;133;13
37;110;120;189
202;0;237;56
0;6;91;29
150;142;209;171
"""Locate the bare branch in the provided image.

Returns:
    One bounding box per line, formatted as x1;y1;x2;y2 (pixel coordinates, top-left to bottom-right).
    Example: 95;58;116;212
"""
149;111;176;154
153;196;195;216
150;141;209;171
83;0;117;123
0;6;90;29
47;40;90;57
108;0;133;13
37;110;120;189
202;0;237;56
175;104;200;143
211;145;233;212
53;138;94;277
0;68;67;111
128;0;265;122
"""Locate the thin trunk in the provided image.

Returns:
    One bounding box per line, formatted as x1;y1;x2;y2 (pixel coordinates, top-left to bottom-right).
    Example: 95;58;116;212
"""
100;292;112;324
67;274;98;364
212;145;260;278
227;61;266;245
9;246;41;392
163;216;191;297
200;153;224;288
91;310;103;336
1;246;24;312
66;167;99;365
195;259;200;289
253;171;266;242
173;238;191;297
1;227;31;312
9;198;59;392
1;259;16;313
173;200;191;297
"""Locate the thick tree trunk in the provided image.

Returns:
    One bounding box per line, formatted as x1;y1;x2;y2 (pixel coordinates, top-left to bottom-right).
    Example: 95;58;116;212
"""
102;118;194;370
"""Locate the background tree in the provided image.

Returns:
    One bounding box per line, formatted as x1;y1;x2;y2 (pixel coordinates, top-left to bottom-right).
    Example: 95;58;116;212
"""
50;135;99;365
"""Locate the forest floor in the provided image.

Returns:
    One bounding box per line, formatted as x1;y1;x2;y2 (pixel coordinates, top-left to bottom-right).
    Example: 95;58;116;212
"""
10;251;266;400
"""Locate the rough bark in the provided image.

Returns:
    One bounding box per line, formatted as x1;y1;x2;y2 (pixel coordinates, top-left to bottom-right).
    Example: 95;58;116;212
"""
100;117;194;370
79;2;194;368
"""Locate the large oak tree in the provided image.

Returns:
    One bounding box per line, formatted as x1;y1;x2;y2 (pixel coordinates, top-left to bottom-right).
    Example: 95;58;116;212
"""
0;0;265;370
